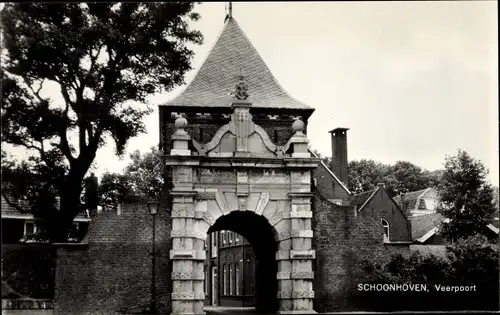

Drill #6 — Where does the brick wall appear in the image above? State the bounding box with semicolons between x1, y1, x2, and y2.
54;202;172;315
311;189;398;312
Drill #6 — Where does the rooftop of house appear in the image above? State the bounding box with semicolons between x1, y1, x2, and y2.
393;187;438;212
1;194;90;221
411;212;444;241
162;17;313;112
411;211;499;243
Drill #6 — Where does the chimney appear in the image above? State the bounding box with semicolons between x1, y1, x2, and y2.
329;127;349;186
85;173;99;218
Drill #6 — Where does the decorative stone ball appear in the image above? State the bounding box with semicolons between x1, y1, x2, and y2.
292;118;305;132
175;115;188;129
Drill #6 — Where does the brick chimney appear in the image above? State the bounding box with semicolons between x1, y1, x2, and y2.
84;172;99;218
329;127;349;186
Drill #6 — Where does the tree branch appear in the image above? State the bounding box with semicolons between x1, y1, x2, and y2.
59;128;75;164
20;141;56;169
22;76;46;104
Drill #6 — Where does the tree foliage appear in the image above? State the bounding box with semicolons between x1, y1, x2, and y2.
98;146;164;211
437;149;496;241
347;159;390;194
1;3;203;241
347;159;441;197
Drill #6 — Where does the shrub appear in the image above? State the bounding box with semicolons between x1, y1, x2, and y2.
356;236;499;311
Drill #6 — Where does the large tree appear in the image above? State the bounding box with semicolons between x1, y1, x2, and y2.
1;3;203;241
437;149;496;241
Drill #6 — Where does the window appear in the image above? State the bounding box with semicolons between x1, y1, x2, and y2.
223;264;228;295
222;231;227;245
229;264;234;295
25;222;35;236
381;219;389;243
235;263;241;295
205;267;209;296
228;232;233;244
211;232;217;258
235;233;239;244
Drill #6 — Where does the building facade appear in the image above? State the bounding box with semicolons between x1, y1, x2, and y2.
204;231;256;307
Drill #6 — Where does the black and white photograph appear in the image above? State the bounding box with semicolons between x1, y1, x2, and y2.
1;2;498;315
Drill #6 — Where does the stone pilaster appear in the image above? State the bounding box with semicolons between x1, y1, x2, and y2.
169;116;205;315
170;190;205;315
287;193;316;314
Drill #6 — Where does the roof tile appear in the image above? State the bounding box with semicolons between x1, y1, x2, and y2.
162;18;312;110
411;212;444;240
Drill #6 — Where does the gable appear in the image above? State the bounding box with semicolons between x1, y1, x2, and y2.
311;159;351;204
309;149;351;198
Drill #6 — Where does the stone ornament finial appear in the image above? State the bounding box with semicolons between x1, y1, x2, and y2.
234;75;249;100
174;115;188;136
171;114;191;156
292;118;305;135
290;117;309;157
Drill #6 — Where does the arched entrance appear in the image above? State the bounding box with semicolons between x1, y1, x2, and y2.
209;211;279;312
165;98;318;314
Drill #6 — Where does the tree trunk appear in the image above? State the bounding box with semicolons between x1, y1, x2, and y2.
50;174;85;243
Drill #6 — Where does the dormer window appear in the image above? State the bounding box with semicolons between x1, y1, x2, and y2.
381;219;390;243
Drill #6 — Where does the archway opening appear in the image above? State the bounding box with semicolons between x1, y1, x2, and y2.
205;211;279;313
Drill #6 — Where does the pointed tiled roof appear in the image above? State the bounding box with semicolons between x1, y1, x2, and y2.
163;17;312;110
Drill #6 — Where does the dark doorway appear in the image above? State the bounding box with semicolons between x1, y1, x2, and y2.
207;211;279;313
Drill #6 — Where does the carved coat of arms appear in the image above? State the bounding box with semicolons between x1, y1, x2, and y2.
234;76;249;100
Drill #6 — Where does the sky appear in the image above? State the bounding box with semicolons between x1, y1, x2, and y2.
5;1;499;186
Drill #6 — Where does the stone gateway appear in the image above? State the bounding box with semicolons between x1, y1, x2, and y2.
166;95;318;314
